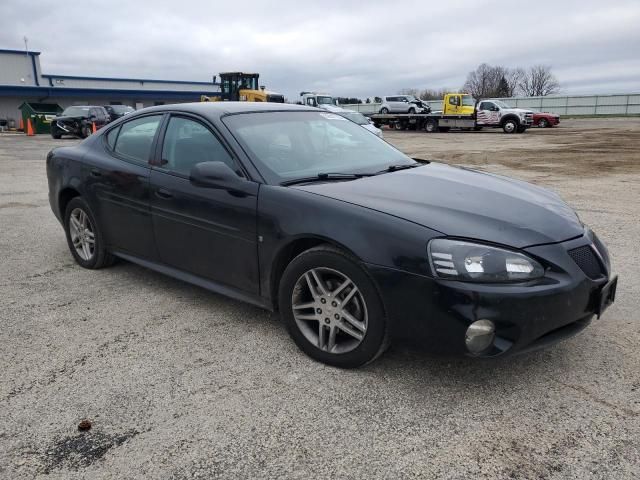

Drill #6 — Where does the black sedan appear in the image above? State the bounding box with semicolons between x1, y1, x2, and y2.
51;106;110;139
103;105;135;122
46;102;617;368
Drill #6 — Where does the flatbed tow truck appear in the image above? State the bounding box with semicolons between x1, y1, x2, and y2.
370;93;534;134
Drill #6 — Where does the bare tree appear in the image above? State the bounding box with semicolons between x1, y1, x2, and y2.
398;88;421;97
419;88;454;100
505;68;525;97
462;63;508;99
518;65;560;96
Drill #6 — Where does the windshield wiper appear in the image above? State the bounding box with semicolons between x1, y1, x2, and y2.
281;172;375;186
377;163;422;174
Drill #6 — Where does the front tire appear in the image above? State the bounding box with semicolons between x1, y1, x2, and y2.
408;107;416;114
81;123;92;138
64;197;114;269
502;118;518;133
278;246;388;368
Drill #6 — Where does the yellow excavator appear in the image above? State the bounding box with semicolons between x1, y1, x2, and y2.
201;72;284;103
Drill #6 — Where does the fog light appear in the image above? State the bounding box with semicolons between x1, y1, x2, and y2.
465;320;495;354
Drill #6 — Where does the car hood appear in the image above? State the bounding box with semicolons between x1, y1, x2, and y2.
54;115;87;122
506;108;534;114
293;163;583;248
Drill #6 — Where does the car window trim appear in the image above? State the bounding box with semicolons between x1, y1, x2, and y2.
103;112;165;167
151;111;248;180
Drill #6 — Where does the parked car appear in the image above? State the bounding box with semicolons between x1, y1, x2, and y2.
319;107;383;137
379;95;430;114
532;111;560;128
51;106;110;139
103;105;135;122
46;102;617;368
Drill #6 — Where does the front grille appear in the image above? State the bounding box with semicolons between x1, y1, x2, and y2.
568;245;604;279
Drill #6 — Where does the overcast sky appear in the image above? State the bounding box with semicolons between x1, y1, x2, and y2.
1;0;639;100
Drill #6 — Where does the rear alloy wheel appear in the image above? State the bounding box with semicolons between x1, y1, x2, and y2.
502;118;518;134
538;118;548;128
380;107;389;114
279;246;388;368
64;197;114;269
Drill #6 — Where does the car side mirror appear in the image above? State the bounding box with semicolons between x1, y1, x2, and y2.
190;161;244;190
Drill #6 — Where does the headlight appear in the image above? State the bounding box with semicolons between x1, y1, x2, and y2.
428;239;544;282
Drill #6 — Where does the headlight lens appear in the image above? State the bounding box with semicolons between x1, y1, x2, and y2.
428;239;544;282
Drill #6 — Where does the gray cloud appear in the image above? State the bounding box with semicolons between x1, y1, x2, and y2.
1;0;639;100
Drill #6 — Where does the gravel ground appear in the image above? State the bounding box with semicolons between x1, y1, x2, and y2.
1;118;639;479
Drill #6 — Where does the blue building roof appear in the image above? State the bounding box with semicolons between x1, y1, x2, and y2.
42;74;219;86
0;85;227;100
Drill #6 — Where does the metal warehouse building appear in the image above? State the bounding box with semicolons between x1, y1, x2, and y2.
0;48;221;127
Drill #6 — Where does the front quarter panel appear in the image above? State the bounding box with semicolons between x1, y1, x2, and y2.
257;185;440;300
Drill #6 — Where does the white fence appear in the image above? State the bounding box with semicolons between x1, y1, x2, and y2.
341;93;640;116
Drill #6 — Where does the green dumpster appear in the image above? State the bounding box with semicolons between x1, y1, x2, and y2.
18;102;63;134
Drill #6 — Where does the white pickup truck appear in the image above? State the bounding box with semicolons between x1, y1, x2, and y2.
299;92;338;109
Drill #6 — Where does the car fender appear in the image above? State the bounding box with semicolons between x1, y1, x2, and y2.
500;113;520;126
257;185;440;304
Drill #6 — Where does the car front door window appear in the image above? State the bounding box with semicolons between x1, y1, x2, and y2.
161;117;236;176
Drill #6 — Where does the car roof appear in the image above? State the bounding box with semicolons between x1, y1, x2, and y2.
135;101;317;119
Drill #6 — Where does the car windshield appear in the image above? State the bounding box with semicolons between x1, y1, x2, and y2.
462;95;476;106
110;105;134;114
493;100;513;109
62;106;91;116
223;111;414;184
338;111;369;125
316;96;334;105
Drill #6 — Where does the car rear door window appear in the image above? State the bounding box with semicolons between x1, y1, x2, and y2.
161;116;236;176
114;115;162;164
106;126;120;150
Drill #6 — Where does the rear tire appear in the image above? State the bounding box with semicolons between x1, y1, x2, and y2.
64;197;114;269
51;128;62;139
278;246;389;368
380;107;389;114
425;119;438;133
408;107;416;114
538;118;548;128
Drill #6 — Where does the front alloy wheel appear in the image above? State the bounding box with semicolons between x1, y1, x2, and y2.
279;246;388;368
292;268;367;354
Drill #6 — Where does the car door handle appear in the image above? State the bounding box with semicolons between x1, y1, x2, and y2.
155;188;173;199
90;169;102;177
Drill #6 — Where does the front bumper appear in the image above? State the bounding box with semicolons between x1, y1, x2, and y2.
367;233;614;356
